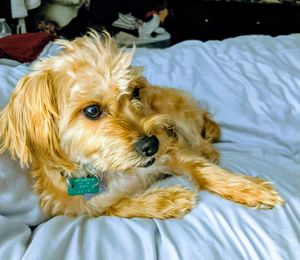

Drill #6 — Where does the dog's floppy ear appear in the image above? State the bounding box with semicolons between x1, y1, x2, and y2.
0;71;74;170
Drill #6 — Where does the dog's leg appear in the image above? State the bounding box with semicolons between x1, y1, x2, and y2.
168;149;285;209
197;114;221;163
105;186;196;219
195;139;220;164
201;113;220;143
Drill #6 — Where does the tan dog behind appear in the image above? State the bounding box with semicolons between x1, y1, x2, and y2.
0;32;284;219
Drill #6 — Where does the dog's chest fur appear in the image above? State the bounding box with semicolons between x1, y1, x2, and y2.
88;168;164;208
35;163;168;215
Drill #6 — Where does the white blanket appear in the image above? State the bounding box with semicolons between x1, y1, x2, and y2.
0;34;299;259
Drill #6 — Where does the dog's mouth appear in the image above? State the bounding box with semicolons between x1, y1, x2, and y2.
139;157;156;168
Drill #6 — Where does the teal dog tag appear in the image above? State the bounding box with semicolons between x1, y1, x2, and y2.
68;176;100;196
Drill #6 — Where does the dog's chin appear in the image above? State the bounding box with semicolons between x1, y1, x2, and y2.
139;157;156;168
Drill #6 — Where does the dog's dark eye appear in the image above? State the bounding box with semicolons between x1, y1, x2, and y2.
83;105;102;120
132;88;140;100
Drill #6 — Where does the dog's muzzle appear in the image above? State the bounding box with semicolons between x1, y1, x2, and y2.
134;135;159;157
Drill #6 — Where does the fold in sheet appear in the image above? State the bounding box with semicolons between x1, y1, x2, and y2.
0;34;300;259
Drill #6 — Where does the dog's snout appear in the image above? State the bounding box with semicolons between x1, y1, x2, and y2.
134;135;159;157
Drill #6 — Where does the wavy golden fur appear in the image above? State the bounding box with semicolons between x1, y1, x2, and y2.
0;32;284;219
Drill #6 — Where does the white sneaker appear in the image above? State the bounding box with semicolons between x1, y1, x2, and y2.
138;14;160;39
154;27;165;34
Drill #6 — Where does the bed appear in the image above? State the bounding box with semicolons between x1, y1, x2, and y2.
0;33;300;259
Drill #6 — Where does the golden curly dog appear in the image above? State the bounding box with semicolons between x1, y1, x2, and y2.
0;32;284;219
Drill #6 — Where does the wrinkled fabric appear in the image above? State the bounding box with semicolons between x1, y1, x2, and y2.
0;35;300;260
133;35;300;157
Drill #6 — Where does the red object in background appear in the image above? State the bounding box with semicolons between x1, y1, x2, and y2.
145;10;158;19
0;32;55;63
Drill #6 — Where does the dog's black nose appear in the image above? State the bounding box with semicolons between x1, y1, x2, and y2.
134;135;159;157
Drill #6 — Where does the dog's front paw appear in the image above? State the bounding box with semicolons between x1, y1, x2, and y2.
152;186;197;219
250;180;285;209
106;187;197;219
235;177;285;209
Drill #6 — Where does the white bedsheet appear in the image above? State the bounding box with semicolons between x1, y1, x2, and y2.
0;34;300;260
